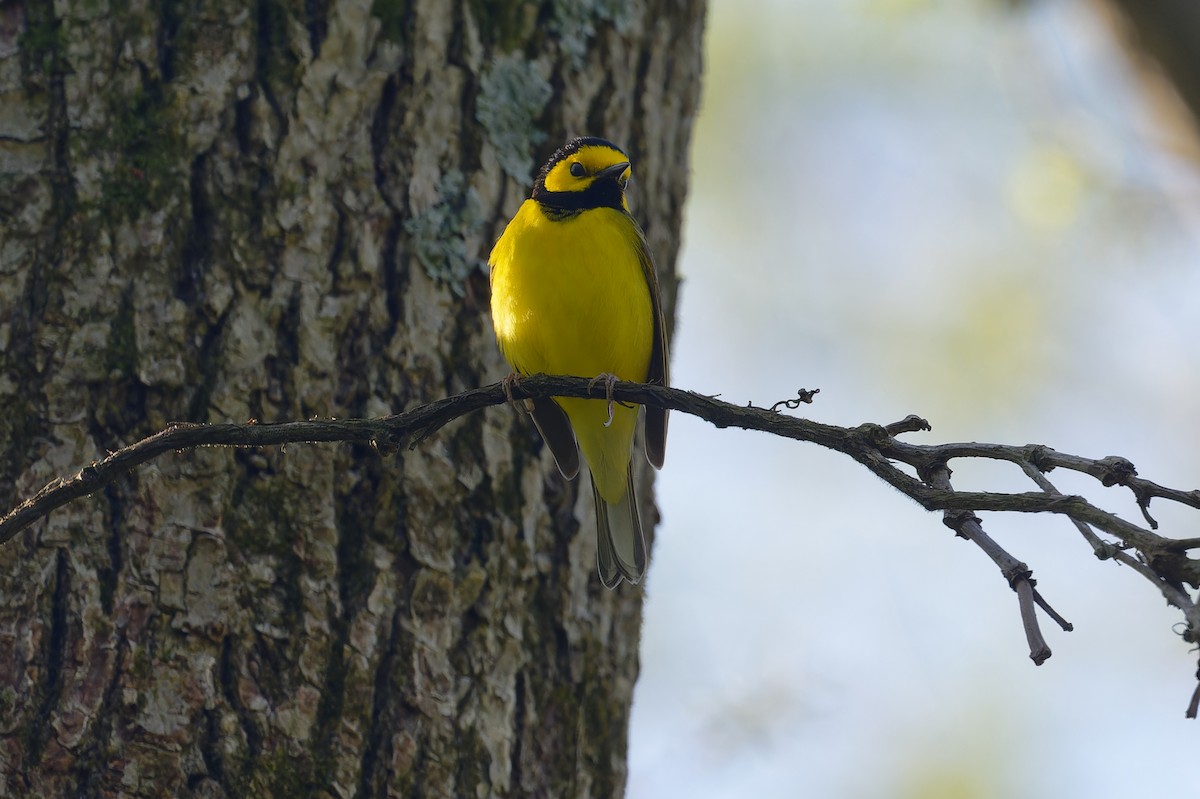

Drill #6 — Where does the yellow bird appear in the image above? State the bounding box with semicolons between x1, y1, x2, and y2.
489;137;670;587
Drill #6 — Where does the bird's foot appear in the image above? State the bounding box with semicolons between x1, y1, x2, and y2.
588;372;620;428
502;372;534;412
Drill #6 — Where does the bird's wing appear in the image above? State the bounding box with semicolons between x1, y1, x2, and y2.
530;397;581;480
635;224;670;469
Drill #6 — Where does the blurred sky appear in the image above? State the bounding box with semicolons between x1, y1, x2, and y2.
629;0;1200;797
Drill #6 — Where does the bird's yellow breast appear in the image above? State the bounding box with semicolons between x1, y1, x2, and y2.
489;200;654;384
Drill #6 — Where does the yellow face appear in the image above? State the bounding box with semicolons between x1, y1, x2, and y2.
542;144;632;194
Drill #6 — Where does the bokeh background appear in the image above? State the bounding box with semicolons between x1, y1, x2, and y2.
629;0;1200;796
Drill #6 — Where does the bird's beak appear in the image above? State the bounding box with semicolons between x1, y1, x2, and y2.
598;161;630;181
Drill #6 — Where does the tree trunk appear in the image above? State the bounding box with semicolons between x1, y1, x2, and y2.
0;0;704;796
1101;0;1200;134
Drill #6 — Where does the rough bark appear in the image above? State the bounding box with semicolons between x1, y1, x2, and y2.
0;0;704;796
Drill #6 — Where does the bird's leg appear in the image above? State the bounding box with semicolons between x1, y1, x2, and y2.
502;372;534;412
588;372;620;428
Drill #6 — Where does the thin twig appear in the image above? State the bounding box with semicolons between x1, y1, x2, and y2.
1018;459;1110;555
1030;587;1074;633
1017;459;1196;614
924;461;1064;664
1014;578;1052;666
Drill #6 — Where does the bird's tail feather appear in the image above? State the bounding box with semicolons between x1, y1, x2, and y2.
593;465;647;588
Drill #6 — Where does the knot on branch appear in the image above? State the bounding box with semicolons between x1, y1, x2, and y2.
1091;540;1126;561
1143;548;1200;590
1098;456;1138;487
1001;564;1034;590
852;422;891;445
1026;444;1054;473
941;509;980;539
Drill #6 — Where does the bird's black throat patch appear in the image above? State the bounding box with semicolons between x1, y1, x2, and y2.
532;178;626;214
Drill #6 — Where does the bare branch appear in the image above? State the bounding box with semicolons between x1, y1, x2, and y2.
4;374;1200;711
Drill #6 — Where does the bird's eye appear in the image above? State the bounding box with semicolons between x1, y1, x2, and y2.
569;162;586;178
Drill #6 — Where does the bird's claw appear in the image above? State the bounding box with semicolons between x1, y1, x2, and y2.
502;373;533;412
589;372;619;427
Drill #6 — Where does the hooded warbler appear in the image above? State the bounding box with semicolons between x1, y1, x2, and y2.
489;137;670;588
